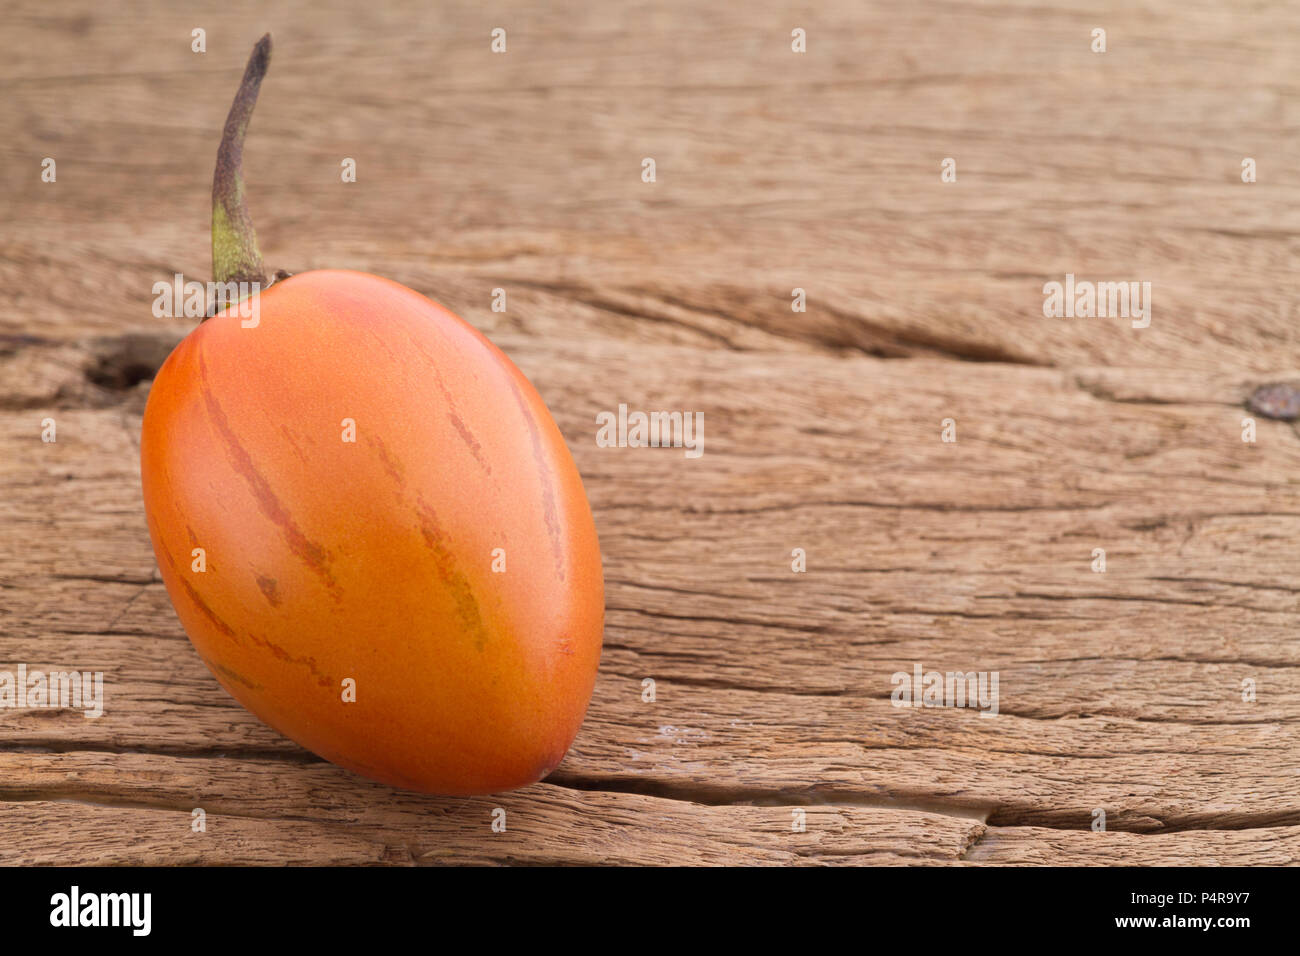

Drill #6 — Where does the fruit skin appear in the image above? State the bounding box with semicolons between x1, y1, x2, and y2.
140;270;603;794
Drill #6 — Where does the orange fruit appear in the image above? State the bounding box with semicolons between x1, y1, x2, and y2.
140;36;603;794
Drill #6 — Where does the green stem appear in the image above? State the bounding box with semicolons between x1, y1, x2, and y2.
212;34;272;288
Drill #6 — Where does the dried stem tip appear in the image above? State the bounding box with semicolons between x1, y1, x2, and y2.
212;33;272;288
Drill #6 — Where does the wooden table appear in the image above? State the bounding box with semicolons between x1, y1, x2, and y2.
2;0;1298;865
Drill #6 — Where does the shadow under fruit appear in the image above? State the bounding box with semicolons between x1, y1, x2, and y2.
138;35;604;795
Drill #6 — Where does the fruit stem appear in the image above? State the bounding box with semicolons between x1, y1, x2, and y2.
212;34;272;289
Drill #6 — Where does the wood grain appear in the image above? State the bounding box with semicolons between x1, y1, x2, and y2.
2;0;1298;864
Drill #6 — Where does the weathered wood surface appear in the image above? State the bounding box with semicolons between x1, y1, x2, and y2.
2;0;1299;864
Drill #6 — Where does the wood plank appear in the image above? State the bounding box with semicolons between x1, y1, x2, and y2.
4;1;1299;370
968;825;1300;867
4;752;1291;865
0;753;983;866
3;340;1298;846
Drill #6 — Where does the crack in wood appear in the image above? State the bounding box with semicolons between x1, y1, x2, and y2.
958;824;990;861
